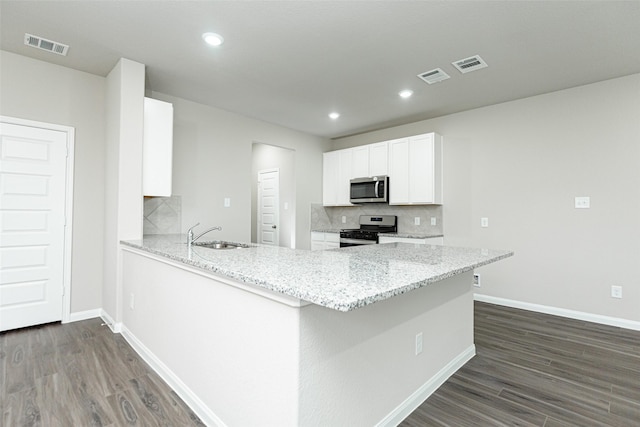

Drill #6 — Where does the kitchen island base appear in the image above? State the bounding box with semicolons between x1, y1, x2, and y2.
121;247;476;426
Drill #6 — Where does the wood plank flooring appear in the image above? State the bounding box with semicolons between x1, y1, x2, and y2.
0;318;204;426
401;302;640;427
2;302;639;426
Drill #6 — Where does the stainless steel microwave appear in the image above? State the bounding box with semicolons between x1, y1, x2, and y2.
350;176;389;203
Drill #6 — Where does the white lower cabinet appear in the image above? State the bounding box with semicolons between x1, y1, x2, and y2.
311;232;340;250
378;236;444;245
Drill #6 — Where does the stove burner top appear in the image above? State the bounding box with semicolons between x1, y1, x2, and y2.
339;215;397;245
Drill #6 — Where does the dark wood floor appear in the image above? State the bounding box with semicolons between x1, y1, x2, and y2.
0;318;204;426
401;302;640;427
2;302;639;426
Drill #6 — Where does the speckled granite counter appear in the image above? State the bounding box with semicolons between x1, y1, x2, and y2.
380;232;444;239
121;234;512;312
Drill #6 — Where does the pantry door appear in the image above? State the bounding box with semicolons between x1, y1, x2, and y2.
257;169;279;246
0;118;74;331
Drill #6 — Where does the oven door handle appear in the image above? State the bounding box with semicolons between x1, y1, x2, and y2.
339;238;377;245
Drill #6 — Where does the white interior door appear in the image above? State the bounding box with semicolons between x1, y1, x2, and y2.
0;121;69;331
257;169;279;246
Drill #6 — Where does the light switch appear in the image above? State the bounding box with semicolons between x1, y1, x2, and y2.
575;196;590;209
224;197;231;207
481;217;489;228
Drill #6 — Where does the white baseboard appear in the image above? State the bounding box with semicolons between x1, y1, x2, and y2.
66;309;102;323
119;325;225;427
475;294;640;331
376;344;476;427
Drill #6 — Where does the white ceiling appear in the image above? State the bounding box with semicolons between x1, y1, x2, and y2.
2;1;640;138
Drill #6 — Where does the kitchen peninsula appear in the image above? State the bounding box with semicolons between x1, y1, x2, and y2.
120;235;512;426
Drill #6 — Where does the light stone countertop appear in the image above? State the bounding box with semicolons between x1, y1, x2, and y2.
379;232;444;239
311;230;444;239
121;234;513;312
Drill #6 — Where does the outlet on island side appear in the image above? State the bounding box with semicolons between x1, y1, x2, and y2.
415;332;423;355
473;273;481;287
130;293;135;310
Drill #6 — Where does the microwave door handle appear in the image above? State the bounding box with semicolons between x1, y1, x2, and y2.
375;180;380;197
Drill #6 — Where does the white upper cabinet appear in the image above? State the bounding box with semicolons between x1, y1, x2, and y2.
322;151;338;206
351;145;369;178
350;141;388;179
323;148;353;206
388;133;442;205
368;141;388;176
323;133;440;206
143;97;173;197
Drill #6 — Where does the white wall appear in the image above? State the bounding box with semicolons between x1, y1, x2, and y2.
0;50;105;314
103;58;145;325
150;92;329;250
333;74;640;324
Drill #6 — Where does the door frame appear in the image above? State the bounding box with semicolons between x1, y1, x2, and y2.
257;168;280;246
1;115;75;323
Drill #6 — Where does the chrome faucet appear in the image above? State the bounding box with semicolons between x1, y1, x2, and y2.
187;222;222;246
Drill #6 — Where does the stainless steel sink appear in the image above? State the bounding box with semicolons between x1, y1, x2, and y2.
193;241;250;250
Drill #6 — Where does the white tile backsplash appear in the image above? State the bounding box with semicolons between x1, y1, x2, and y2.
144;195;181;235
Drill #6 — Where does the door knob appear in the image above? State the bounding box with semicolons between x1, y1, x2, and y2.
272;225;277;229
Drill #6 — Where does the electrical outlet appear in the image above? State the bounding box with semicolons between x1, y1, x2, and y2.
481;218;489;228
342;216;346;224
611;285;622;299
414;217;420;226
129;293;135;310
430;217;437;226
473;274;481;287
575;196;590;209
415;332;423;355
224;197;231;207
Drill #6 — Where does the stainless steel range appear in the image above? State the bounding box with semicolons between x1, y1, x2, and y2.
339;215;397;247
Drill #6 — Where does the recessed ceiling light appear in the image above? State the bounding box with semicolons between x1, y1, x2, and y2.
329;112;340;120
399;90;413;99
202;32;224;47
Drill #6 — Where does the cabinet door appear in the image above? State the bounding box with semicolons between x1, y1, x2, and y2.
409;134;434;204
322;151;339;206
388;138;410;204
143;97;173;196
369;141;388;176
351;146;369;178
337;149;353;205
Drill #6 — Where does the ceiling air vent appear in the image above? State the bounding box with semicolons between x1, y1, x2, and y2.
417;68;450;85
24;33;69;56
452;55;487;74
